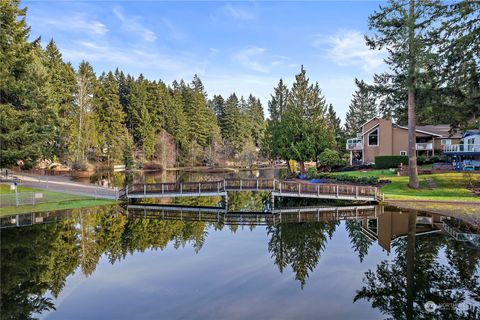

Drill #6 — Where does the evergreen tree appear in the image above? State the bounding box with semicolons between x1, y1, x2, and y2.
366;0;441;188
93;72;127;165
222;94;247;155
0;0;55;166
280;66;335;171
245;94;265;148
345;79;377;137
165;87;188;155
326;104;344;152
43;39;77;159
263;79;289;160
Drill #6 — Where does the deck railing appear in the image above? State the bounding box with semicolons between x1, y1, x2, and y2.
416;143;433;150
444;144;480;153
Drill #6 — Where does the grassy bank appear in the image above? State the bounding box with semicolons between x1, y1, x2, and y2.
0;184;117;216
331;170;480;202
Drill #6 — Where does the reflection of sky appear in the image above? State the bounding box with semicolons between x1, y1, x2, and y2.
43;223;386;320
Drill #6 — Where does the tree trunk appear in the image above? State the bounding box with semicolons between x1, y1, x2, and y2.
407;0;419;188
406;210;416;320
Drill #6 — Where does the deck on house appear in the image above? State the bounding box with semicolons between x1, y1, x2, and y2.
120;178;381;202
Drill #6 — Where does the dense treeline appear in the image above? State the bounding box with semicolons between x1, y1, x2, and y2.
0;1;269;169
1;0;346;170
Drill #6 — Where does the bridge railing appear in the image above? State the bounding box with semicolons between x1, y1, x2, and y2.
225;178;275;190
124;179;379;200
274;180;377;199
128;181;225;195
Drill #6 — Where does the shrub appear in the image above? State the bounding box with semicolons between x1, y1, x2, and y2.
308;172;379;185
72;161;88;171
21;160;34;170
417;155;427;164
317;149;347;172
374;156;408;169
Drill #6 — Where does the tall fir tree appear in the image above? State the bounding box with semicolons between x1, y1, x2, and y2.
0;0;55;166
93;72;127;165
367;0;441;188
345;79;377;137
245;94;265;148
43;39;77;159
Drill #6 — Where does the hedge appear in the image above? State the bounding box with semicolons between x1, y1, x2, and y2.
308;171;379;185
374;156;409;169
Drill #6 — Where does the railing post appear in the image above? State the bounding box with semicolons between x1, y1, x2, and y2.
144;184;146;196
198;182;201;195
240;180;243;190
317;184;319;197
355;186;358;199
336;185;339;198
180;183;183;194
162;184;164;195
298;183;301;195
126;185;129;196
256;179;259;190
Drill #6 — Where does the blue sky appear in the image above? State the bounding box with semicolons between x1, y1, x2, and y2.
25;0;387;121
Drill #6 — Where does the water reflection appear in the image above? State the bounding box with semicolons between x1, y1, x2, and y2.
1;205;479;319
355;211;480;319
82;168;286;188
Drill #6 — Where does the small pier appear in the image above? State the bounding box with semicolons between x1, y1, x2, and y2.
120;178;382;202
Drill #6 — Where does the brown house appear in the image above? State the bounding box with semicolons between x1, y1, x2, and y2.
346;118;462;165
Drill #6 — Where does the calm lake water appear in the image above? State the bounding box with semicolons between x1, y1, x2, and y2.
2;201;480;320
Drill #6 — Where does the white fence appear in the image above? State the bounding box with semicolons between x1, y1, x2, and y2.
0;192;46;207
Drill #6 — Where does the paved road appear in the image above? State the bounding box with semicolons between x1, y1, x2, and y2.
2;173;119;200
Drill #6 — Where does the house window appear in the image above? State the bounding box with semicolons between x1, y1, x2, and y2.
441;139;451;145
400;151;407;156
368;128;379;146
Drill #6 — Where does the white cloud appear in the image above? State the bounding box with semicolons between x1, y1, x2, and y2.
233;47;269;72
63;40;187;73
113;7;157;42
224;3;257;21
314;30;386;73
233;47;289;73
30;15;107;36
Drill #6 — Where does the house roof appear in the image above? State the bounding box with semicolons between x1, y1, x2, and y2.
416;125;462;138
464;129;480;138
359;117;459;138
393;124;442;137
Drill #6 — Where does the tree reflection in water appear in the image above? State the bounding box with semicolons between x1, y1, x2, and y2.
267;220;339;288
2;205;480;319
354;211;480;319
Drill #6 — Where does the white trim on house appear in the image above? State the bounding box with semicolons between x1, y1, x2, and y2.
394;124;442;137
361;123;380;136
360;116;380;129
367;128;379;147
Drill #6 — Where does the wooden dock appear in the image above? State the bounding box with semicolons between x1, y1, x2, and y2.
120;178;382;202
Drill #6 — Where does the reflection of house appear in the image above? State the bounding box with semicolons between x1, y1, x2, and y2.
346;118;462;165
359;211;442;252
443;130;480;169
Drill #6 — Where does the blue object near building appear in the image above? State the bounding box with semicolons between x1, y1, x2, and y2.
310;179;325;184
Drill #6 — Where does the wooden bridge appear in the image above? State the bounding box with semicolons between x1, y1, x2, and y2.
124;204;379;226
120;178;382;202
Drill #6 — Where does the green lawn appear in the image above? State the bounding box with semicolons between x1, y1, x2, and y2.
331;170;480;202
0;184;117;216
